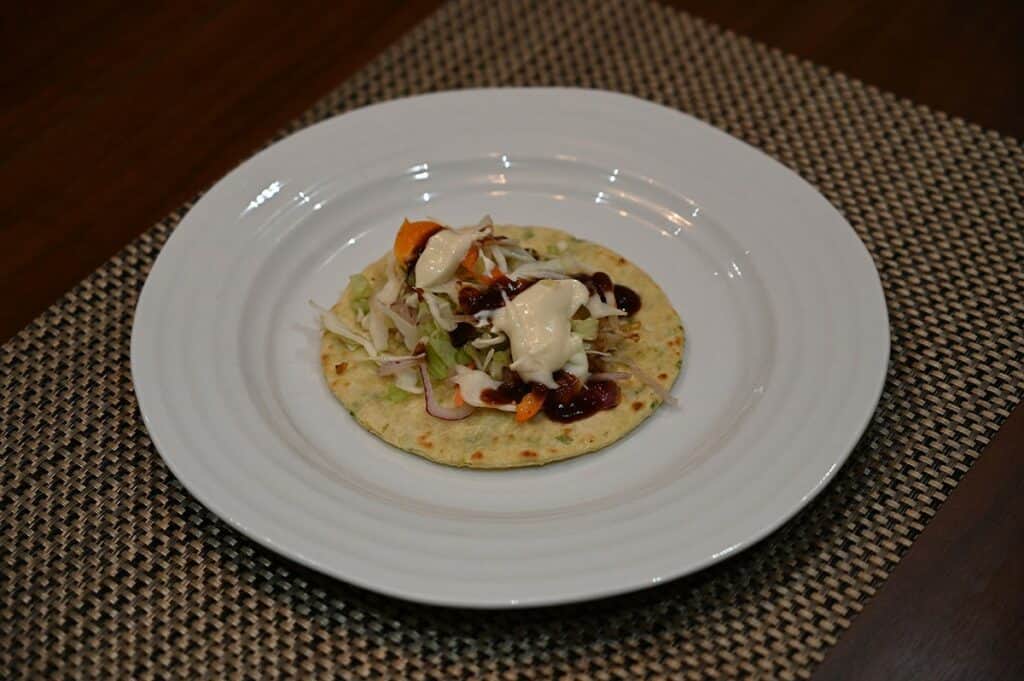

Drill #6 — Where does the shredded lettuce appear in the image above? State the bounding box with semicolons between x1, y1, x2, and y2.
488;349;510;380
421;309;457;378
349;273;373;315
385;384;411;402
571;317;599;341
418;311;477;379
418;306;439;338
463;344;485;369
349;273;371;299
427;331;458;372
426;344;450;380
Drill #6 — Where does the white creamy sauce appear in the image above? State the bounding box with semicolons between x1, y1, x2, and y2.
491;279;590;388
414;228;481;288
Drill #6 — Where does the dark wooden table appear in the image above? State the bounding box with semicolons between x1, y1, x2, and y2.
3;2;1021;678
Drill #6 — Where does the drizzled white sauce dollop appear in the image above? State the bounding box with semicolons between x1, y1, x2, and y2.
414;228;481;288
492;279;590;388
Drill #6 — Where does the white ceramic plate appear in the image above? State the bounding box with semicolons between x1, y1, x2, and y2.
132;88;888;608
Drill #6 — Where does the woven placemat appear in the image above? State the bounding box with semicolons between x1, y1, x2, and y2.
3;0;1022;678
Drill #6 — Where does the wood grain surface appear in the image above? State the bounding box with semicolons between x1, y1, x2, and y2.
2;0;1021;342
811;407;1024;680
3;1;1021;679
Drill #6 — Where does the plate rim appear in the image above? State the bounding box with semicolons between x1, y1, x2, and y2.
131;87;890;608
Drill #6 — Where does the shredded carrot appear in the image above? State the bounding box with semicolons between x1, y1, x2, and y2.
461;244;479;271
515;389;546;423
474;266;503;285
394;218;443;267
453;385;465;407
459;245;490;282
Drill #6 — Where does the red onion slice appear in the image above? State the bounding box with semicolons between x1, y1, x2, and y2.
418;363;474;420
377;356;423;376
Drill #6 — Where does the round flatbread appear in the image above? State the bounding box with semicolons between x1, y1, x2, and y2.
320;226;684;468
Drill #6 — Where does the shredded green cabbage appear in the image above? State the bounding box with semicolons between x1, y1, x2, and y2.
488;349;510;380
417;307;478;379
349;273;371;299
349;274;372;314
426;332;458;378
417;306;440;339
571;317;599;341
463;344;485;369
385;384;410;402
425;344;449;380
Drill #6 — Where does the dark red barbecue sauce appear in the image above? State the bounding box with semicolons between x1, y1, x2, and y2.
571;272;642;316
542;372;621;423
458;276;536;314
480;368;531;405
612;284;641;316
448;322;475;348
480;370;621;422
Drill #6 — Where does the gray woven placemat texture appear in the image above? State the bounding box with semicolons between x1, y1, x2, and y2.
3;0;1022;678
